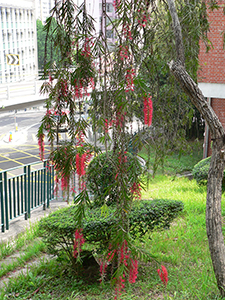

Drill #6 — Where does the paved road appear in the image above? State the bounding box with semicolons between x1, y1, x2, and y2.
0;109;68;171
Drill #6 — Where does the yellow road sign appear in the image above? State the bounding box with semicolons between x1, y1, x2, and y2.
6;54;20;65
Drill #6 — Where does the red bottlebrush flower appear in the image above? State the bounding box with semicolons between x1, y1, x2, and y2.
129;259;138;283
54;175;59;196
76;153;86;176
38;134;45;161
130;182;141;200
100;259;108;282
82;38;91;57
119;45;129;61
49;72;53;83
113;0;120;10
61;173;69;191
73;228;85;258
157;265;168;287
143;95;153;126
125;69;135;92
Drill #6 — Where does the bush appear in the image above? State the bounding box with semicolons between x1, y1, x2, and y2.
38;199;183;267
86;151;143;207
192;157;225;188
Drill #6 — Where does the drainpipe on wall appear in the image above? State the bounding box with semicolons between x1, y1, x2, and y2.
204;97;211;158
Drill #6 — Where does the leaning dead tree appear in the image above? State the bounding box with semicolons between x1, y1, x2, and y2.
167;0;225;296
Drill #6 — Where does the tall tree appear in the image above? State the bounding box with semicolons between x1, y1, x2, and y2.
38;0;225;297
167;0;225;296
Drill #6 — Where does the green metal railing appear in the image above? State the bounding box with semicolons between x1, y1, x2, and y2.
0;160;54;232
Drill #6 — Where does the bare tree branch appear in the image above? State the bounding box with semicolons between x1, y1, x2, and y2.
167;0;185;66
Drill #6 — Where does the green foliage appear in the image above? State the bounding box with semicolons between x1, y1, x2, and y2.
192;157;211;185
38;199;183;266
86;151;143;206
36;19;60;69
192;156;225;189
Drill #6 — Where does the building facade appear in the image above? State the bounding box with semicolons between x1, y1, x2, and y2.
198;1;225;157
0;0;38;83
35;0;54;23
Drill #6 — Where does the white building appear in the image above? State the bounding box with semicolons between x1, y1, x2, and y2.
35;0;54;24
0;0;38;83
36;0;100;30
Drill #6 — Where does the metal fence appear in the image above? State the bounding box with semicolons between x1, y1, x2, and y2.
0;160;54;232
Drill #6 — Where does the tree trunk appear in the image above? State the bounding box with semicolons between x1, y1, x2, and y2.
166;0;225;294
207;138;225;296
169;59;225;296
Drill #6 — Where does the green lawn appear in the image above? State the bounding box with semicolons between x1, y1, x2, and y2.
1;174;224;300
139;139;203;176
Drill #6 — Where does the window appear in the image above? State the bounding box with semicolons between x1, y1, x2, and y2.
106;16;112;26
106;29;114;39
106;3;113;13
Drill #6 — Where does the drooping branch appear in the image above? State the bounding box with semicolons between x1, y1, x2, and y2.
166;0;185;66
168;60;225;139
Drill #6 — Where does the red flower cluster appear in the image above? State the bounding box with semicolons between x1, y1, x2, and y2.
74;77;94;99
143;94;153;126
74;79;84;99
119;45;129;61
60;173;69;191
157;265;168;287
100;240;138;299
81;38;91;57
76;133;85;147
38;133;45;161
128;259;138;283
73;228;85;258
116;240;138;299
115;151;127;179
76;148;92;191
60;79;68;98
125;69;135;92
54;175;59;197
122;23;132;40
49;72;53;83
76;153;86;177
113;0;120;11
137;8;151;28
118;151;127;165
116;109;126;129
114;275;126;300
130;182;141;200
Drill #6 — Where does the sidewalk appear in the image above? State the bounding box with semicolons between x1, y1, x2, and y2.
1;129;27;145
0;198;68;244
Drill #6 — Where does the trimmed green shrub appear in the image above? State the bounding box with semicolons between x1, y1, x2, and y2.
86;151;143;207
192;157;225;188
38;199;183;266
192;157;211;185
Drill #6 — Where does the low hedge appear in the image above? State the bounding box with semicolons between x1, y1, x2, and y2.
38;199;183;266
192;156;225;189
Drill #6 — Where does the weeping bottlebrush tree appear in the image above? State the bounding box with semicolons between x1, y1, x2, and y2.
37;0;222;298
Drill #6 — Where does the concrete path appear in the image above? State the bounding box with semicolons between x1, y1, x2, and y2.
0;198;68;290
0;198;68;244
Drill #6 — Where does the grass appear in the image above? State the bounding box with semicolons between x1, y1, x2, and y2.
1;142;224;299
0;221;40;260
139;139;203;175
0;240;46;278
1;176;224;300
